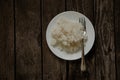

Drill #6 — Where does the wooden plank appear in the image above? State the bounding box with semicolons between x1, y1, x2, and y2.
42;0;66;80
115;0;120;80
95;0;116;80
15;0;42;80
66;0;95;80
0;0;14;80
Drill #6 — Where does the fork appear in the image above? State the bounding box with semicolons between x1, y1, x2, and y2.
79;17;86;72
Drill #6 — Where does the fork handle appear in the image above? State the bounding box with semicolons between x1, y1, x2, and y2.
81;39;86;71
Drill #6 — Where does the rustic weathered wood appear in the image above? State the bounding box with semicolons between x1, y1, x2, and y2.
95;0;116;80
115;0;120;80
15;0;42;80
0;0;118;79
0;0;14;80
42;0;66;80
66;0;95;80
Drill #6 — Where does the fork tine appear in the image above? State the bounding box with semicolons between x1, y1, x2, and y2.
83;17;86;31
79;18;84;25
79;18;82;23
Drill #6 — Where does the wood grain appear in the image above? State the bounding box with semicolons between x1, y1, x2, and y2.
66;0;95;80
95;0;116;80
42;0;66;80
15;0;42;80
0;0;118;80
0;0;14;80
115;0;120;80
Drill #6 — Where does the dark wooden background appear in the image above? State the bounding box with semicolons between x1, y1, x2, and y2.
0;0;120;80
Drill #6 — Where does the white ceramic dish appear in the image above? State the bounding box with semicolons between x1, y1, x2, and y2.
46;11;95;60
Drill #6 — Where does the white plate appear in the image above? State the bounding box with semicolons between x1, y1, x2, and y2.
46;11;95;60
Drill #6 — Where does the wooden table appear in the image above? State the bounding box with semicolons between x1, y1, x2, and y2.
0;0;120;80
